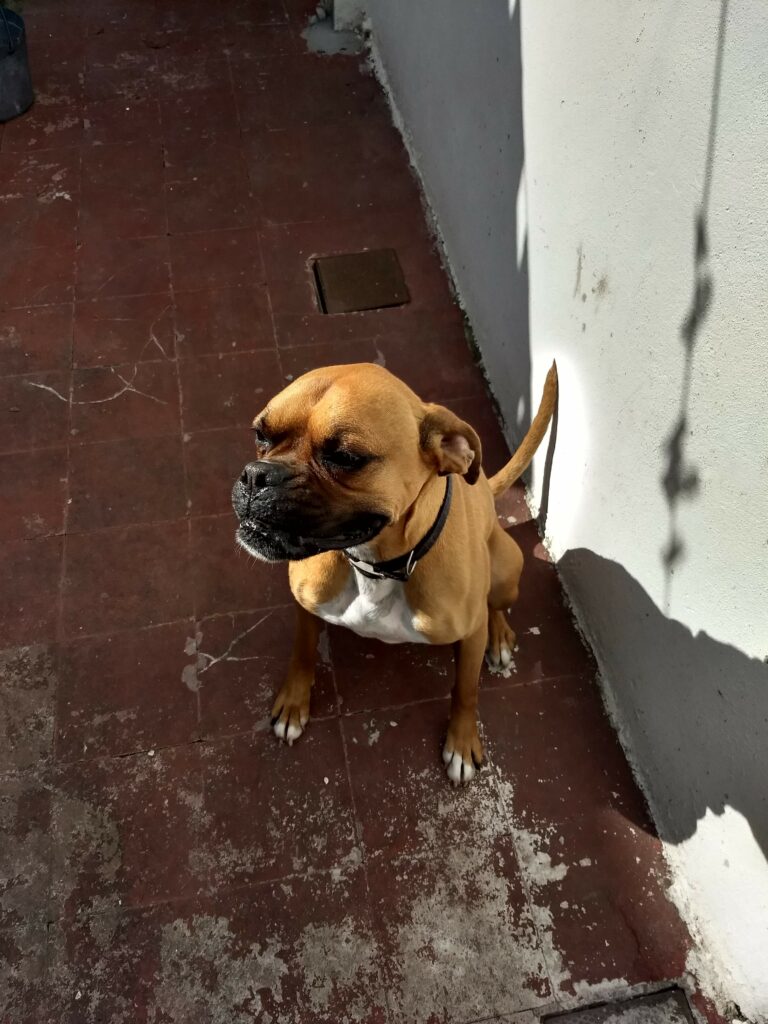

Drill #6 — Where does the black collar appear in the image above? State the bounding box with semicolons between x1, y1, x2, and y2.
344;476;453;583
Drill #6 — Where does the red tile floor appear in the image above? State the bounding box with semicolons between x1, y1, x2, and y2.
0;2;721;1023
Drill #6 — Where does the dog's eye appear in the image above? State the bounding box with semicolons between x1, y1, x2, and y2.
322;448;370;473
253;426;272;449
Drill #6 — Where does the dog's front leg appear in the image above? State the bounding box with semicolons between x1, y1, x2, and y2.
271;602;321;745
443;617;487;785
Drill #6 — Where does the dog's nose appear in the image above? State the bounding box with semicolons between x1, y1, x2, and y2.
239;460;292;493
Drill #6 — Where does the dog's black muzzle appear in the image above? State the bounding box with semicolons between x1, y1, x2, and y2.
232;460;388;562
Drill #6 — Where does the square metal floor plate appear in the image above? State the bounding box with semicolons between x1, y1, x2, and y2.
542;989;696;1024
313;248;410;314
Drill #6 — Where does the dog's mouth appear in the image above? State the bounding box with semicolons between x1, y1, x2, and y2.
235;513;389;563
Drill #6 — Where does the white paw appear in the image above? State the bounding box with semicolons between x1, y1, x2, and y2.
442;745;476;786
485;642;516;676
273;719;305;746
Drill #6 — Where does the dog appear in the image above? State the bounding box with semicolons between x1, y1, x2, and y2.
232;362;558;784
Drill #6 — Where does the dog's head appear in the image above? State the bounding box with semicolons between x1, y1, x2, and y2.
232;363;482;562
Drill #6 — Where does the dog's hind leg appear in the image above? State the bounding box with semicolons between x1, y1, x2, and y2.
486;522;523;672
271;602;321;745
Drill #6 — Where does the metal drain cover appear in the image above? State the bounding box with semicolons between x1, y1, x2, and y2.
542;989;696;1024
313;248;410;314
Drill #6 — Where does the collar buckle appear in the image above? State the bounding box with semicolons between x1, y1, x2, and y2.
344;476;452;584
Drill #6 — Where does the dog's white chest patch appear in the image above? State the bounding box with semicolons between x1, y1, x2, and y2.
315;565;428;645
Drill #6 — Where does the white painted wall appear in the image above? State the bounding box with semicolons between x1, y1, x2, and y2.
365;0;768;1019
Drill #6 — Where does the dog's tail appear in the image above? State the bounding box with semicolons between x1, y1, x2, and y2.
488;361;558;498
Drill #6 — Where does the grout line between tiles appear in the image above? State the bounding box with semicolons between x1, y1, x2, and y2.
158;89;199;732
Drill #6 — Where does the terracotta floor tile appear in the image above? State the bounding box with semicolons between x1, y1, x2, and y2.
279;336;381;383
190;513;292;618
83;25;158;70
156;54;230;95
375;313;489;403
510;809;689;995
331;625;453;716
483;678;649;830
343;700;507;862
0;305;73;377
0;644;57;771
56;622;198;762
82;61;159;104
70;361;180;443
165;174;258;234
170;227;263;294
83;97;162;146
234;53;385;131
0;372;70;454
494;479;532;526
247;120;420;226
0;537;62;648
73;292;174;368
0;149;80;200
68;435;186;532
79;182;167;243
32;64;84;106
369;840;551;1021
284;0;320;23
0;448;67;542
80;140;164;191
62;520;191;637
228;0;290;26
195;719;356;890
27;35;86;74
76;235;170;300
163;137;248;184
185;426;256;517
0;245;76;310
160;87;241;146
47;867;385;1024
229;22;298;59
179;348;282;432
173;284;273;358
0;193;78;251
50;743;204;916
195;605;336;741
1;102;83;151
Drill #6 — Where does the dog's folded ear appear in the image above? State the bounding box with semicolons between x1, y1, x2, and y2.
419;404;483;484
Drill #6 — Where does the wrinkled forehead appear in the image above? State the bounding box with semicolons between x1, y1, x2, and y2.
257;365;420;449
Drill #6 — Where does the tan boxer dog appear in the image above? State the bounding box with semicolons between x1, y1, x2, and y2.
232;362;557;784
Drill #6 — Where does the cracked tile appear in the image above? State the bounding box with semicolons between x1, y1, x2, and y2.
69;361;180;443
194;605;336;740
73;292;175;369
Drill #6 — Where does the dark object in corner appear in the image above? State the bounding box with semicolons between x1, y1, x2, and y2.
0;6;34;123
